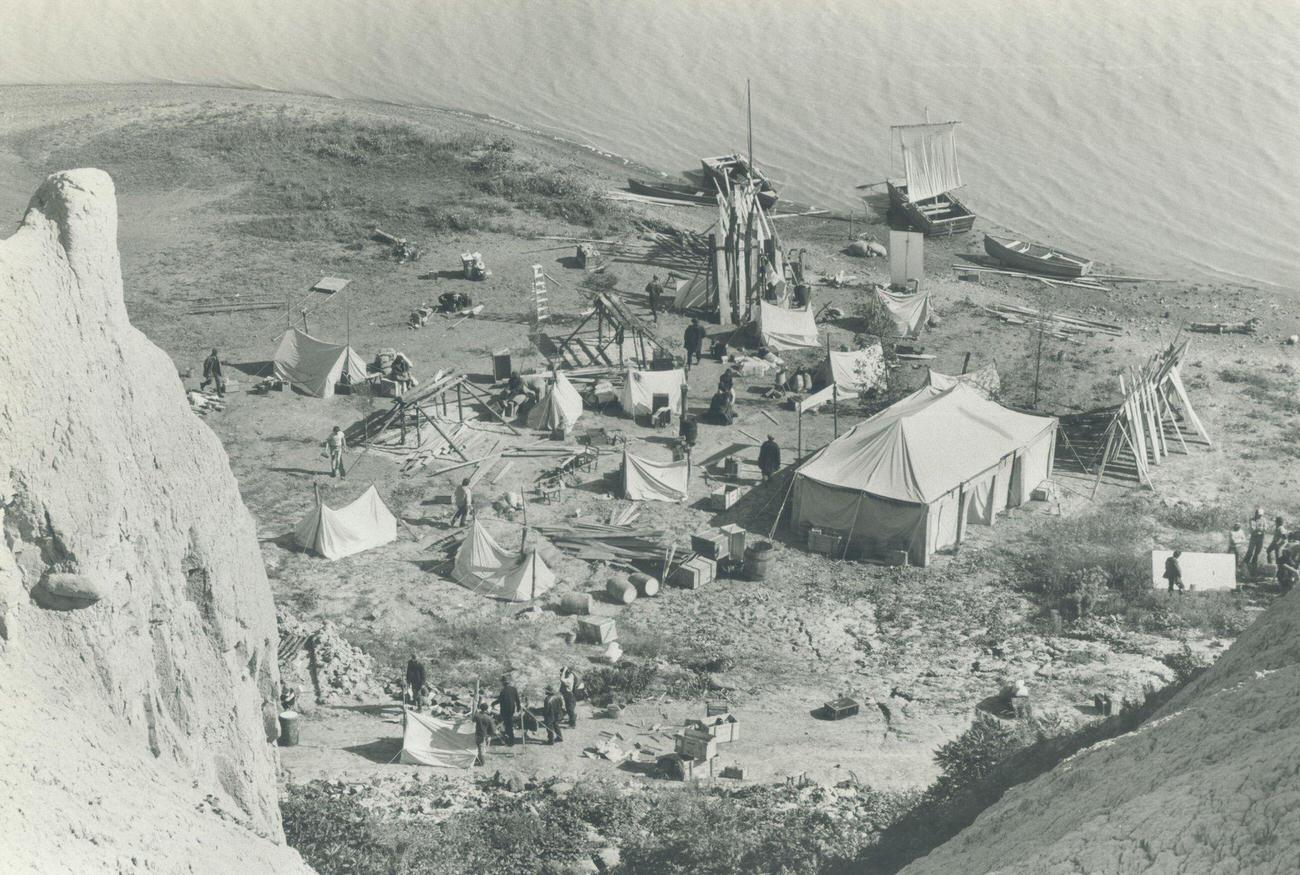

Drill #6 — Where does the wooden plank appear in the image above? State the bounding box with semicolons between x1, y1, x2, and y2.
490;460;515;484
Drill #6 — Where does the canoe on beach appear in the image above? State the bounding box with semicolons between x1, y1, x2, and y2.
983;234;1094;278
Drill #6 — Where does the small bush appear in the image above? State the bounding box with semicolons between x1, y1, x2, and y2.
282;785;393;875
1019;509;1151;610
583;660;659;705
1161;643;1211;684
1157;502;1238;532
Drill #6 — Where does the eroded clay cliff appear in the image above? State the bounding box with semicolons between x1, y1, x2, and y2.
0;170;310;873
900;592;1300;875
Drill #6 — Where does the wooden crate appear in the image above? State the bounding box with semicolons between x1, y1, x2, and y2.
710;485;739;511
674;730;717;761
718;524;746;561
669;556;716;590
722;457;741;479
687;714;740;744
691;531;728;560
808;527;844;556
576;617;617;644
822;697;859;720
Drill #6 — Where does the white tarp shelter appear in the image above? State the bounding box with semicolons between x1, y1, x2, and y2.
1150;551;1237;592
817;345;886;393
874;287;932;337
620;368;686;418
792;383;1056;566
757;301;820;351
527;371;584;432
272;328;370;398
399;709;477;768
623;451;689;502
293;485;398;560
452;520;557;601
928;365;1001;399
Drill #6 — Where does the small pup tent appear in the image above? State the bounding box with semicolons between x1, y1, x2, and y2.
526;371;584;432
623;450;689;502
792;382;1056;566
399;709;478;768
452;520;557;602
757;301;820;351
620;368;686;418
874;287;932;337
294;485;398;560
272;328;370;397
927;364;1000;399
816;345;886;394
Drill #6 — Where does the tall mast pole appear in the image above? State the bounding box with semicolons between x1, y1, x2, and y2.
747;79;754;170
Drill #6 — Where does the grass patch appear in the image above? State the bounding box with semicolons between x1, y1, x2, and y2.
1156;502;1239;532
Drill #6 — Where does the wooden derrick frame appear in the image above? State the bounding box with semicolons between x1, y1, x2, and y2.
546;291;671;369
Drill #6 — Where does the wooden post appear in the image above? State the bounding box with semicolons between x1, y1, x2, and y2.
797;409;803;461
301;309;309;334
456;382;464;422
961;351;972;375
414;402;422;446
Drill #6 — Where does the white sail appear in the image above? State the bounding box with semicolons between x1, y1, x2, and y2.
895;122;962;203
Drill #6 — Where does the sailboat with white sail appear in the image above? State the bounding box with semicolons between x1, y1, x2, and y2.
884;119;976;236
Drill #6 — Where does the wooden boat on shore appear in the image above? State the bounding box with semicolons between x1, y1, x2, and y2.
685;154;779;208
881;119;975;236
983;234;1094;278
627;178;715;205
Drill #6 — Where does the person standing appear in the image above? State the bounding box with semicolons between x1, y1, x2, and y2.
684;319;705;366
451;477;473;527
1164;550;1185;595
1244;508;1268;574
1275;543;1298;593
494;675;521;746
542;685;565;744
200;348;225;396
1267;516;1287;564
759;435;781;482
405;654;427;709
472;703;496;766
1228;523;1243;572
558;666;578;728
324;426;347;478
645;275;663;322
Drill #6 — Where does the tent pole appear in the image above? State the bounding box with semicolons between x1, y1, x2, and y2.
797;409;803;461
833;384;839;439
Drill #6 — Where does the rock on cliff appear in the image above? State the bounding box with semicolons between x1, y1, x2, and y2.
900;592;1300;875
0;170;311;873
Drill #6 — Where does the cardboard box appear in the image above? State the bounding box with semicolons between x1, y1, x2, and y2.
577;617;617;645
710;485;739;511
691;531;728;560
674;731;718;761
718;524;746;561
670;556;716;590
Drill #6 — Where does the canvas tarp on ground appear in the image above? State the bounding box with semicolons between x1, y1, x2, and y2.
527;371;584;431
293;485;398;560
272;328;370;398
928;365;1001;399
623;451;689;502
874;287;932;337
792;382;1056;565
756;301;820;350
620;368;686;417
399;709;477;768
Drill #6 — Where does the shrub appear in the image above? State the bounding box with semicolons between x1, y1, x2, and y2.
396;801;590;874
1157;503;1238;532
583;659;659;705
1019;509;1151;610
282;785;393;875
1161;643;1212;683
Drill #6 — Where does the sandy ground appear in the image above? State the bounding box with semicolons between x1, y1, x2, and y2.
4;84;1296;797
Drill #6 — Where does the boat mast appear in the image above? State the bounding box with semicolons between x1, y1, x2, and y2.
746;78;754;171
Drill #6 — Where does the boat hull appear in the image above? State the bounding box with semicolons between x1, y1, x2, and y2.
983;234;1093;278
886;181;975;237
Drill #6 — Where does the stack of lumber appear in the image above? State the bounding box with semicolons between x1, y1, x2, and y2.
530;522;670;562
950;263;1111;291
188;296;286;315
186;391;225;415
981;303;1123;341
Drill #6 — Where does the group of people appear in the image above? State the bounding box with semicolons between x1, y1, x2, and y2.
471;670;581;765
1166;508;1300;594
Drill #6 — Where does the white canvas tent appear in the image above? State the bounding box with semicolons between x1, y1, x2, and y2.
526;371;584;432
792;382;1056;565
816;345;886;394
757;301;820;351
928;365;1000;399
272;328;370;398
623;450;689;502
293;485;398;560
619;368;686;418
874;287;932;337
452;520;557;602
399;709;477;768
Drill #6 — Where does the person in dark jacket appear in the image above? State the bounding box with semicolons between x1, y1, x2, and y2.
1163;550;1184;594
472;703;496;766
1267;516;1287;563
542;685;565;744
758;435;781;481
405;654;427;707
494;675;522;745
718;369;735;394
684;319;706;365
200;348;225;396
645;275;663;322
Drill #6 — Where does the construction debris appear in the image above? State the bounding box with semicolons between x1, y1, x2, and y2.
1189;318;1259;335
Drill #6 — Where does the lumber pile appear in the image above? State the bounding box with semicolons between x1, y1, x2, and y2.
981;303;1123;341
186;391;225;415
950;263;1111;291
1189;318;1259;335
530;521;669;563
188;297;286;315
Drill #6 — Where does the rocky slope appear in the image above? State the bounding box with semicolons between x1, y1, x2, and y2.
0;170;310;873
900;589;1300;874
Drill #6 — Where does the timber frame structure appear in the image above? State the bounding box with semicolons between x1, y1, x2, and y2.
348;371;518;459
538;291;672;369
1090;339;1209;494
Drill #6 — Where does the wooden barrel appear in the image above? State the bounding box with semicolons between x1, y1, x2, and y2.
277;712;300;747
606;577;638;606
744;541;774;581
629;573;660;597
560;592;592;616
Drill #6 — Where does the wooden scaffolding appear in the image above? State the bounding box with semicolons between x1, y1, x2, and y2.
540;291;672;369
